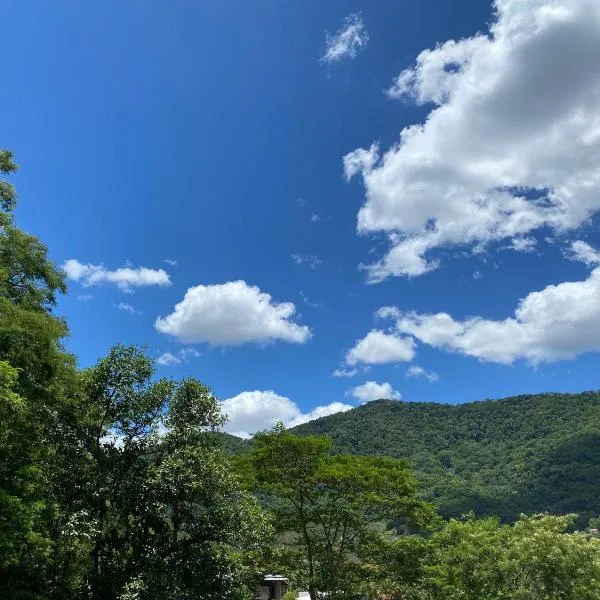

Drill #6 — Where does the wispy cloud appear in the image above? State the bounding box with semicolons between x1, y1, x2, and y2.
406;365;439;383
117;302;141;316
76;294;94;302
156;347;201;367
300;291;321;309
164;258;178;266
291;254;323;270
332;368;358;378
322;13;368;63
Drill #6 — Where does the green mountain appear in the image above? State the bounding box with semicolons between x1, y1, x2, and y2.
226;391;600;528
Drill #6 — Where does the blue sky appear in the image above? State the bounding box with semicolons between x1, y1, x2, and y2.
2;0;600;437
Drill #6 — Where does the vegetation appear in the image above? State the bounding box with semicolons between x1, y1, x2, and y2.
245;426;436;598
2;147;600;598
292;395;600;527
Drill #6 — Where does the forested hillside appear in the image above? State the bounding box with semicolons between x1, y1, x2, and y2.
290;394;600;527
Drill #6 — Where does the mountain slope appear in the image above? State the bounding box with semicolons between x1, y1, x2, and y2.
289;392;600;526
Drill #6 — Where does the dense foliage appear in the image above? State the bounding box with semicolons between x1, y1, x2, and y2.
292;395;600;527
244;426;436;599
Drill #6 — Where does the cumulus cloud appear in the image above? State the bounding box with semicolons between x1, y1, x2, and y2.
348;381;401;403
345;329;415;366
406;365;439;382
345;0;600;281
221;390;352;438
155;280;311;345
568;240;600;266
291;253;323;269
322;13;368;63
63;259;170;291
382;262;600;363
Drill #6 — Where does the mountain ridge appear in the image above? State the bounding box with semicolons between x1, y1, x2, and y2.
224;391;600;527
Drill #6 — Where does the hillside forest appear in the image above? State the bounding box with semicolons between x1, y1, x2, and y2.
2;148;600;599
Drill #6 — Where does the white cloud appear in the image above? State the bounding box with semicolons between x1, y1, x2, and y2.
63;259;170;291
406;365;439;382
156;347;200;367
156;352;181;366
179;347;200;360
568;240;600;266
348;381;401;403
310;213;321;223
509;237;537;253
322;13;369;63
155;280;311;345
76;294;94;302
118;302;141;315
164;258;178;266
346;0;600;281
384;264;600;363
346;329;416;366
332;367;358;378
291;253;323;269
221;390;352;438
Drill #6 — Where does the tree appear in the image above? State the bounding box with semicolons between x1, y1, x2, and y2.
388;514;600;600
248;426;435;599
0;148;77;598
67;347;271;599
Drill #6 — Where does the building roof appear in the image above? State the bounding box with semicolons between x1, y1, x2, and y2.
262;574;289;582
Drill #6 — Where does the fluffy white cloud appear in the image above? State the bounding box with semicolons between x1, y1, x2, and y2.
346;0;600;281
63;259;170;291
569;240;600;265
348;381;401;403
291;254;323;269
406;365;439;383
345;329;415;366
155;280;311;345
221;390;352;438
322;13;368;63
383;262;600;363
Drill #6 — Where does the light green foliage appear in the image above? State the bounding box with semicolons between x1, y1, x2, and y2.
249;426;435;598
382;514;600;600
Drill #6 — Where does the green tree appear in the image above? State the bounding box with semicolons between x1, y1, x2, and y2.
67;347;271;599
390;514;600;600
248;426;435;599
0;148;77;598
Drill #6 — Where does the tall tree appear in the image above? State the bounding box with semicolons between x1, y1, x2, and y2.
248;426;435;599
0;148;76;598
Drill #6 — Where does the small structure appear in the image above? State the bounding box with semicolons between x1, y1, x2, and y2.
255;574;290;600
